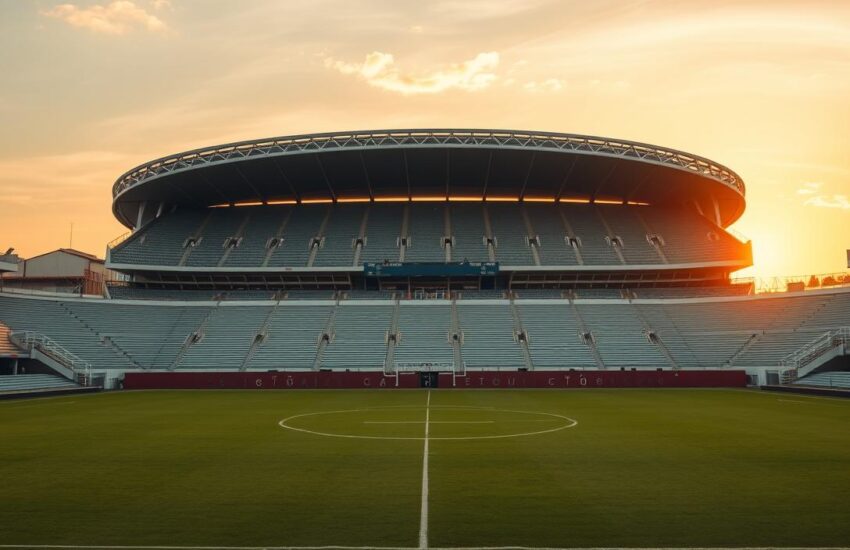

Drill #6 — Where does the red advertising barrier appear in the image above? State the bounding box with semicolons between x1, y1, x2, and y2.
123;369;746;390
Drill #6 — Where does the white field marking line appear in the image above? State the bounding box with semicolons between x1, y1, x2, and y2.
0;395;84;406
419;390;431;550
277;407;578;441
0;400;77;408
778;399;811;404
7;548;361;550
358;405;497;410
364;421;494;424
727;388;850;404
4;545;850;550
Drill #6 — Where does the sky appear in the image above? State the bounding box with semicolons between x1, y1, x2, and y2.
0;0;848;281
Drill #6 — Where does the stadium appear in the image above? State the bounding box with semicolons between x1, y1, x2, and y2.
1;129;849;548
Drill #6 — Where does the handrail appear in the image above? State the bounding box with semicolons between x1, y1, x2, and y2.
394;361;456;372
112;129;745;198
780;327;850;371
8;330;92;385
107;232;131;250
734;271;850;294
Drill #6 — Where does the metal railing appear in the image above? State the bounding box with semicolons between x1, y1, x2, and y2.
112;129;745;198
779;327;849;372
107;232;131;250
733;271;850;294
9;331;92;386
394;361;457;372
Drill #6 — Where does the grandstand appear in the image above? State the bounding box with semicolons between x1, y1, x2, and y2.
1;129;847;391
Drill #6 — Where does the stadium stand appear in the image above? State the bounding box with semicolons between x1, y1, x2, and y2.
246;304;335;369
359;204;404;265
110;209;208;266
794;371;850;389
394;302;455;367
2;287;849;381
448;203;490;263
559;205;622;265
12;129;846;389
0;374;79;394
266;206;326;268
405;203;448;263
455;302;527;368
639;207;747;264
322;303;395;369
109;202;750;270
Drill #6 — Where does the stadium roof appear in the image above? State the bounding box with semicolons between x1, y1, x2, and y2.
112;129;746;229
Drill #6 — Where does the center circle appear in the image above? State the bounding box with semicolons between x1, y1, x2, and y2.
278;405;578;441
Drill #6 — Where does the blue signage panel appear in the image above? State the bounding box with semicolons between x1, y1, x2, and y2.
364;261;499;278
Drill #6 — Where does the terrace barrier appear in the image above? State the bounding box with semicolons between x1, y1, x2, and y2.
122;369;747;390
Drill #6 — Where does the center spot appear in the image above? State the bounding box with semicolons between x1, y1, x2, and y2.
278;406;578;441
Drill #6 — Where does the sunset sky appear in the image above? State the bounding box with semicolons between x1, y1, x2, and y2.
0;0;848;281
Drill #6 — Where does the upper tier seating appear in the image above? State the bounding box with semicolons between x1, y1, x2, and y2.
522;204;579;266
358;204;404;264
404;203;447;262
313;204;366;267
110;203;749;269
5;289;846;372
223;207;291;267
639;207;746;264
449;203;490;263
558;204;621;265
487;203;535;265
266;206;327;267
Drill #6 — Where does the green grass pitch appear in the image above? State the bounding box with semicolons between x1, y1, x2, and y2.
1;388;850;549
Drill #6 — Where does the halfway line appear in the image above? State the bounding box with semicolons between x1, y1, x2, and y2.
419;390;431;549
364;421;494;425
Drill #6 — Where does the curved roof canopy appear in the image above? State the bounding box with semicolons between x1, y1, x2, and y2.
112;129;746;228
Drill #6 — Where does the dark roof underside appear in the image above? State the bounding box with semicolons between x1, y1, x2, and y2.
113;147;745;229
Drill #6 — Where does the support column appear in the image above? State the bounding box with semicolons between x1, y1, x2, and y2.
134;201;148;232
711;196;722;226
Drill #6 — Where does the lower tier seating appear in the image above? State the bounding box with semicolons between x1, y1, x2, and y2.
1;289;848;371
0;374;79;393
794;372;850;389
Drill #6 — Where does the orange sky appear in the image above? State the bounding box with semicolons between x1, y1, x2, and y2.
0;0;848;281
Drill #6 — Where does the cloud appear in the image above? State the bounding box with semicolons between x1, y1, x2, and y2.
41;1;168;35
805;194;850;210
799;183;850;209
324;51;500;94
523;78;565;92
796;182;822;195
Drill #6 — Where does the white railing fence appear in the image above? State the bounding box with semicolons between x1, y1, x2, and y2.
9;331;92;386
779;327;850;374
